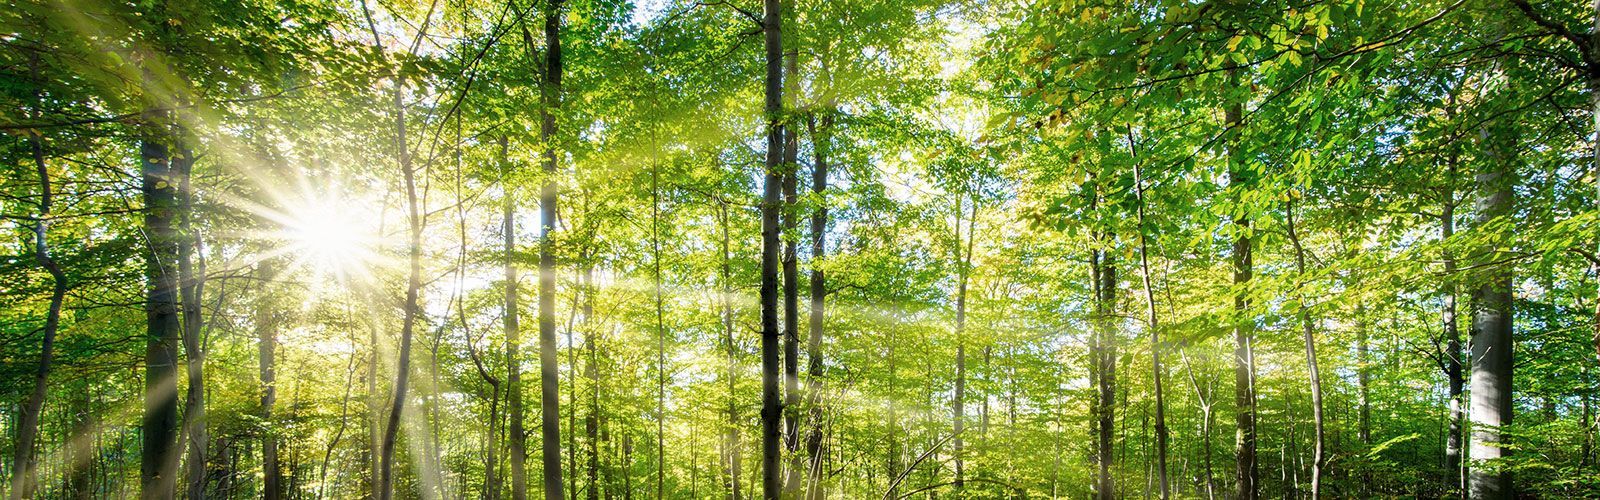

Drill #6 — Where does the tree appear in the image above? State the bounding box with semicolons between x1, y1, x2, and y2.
760;0;785;495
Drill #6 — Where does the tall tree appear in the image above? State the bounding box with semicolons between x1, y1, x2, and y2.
505;133;528;500
1467;118;1516;500
1226;74;1260;500
1130;133;1168;500
365;0;425;495
802;109;830;500
257;261;281;500
9;111;68;500
141;111;183;500
537;1;568;498
760;0;785;495
1286;196;1324;500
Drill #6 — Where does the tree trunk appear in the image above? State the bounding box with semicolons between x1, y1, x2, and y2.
1467;121;1515;500
506;133;528;500
1092;195;1118;500
372;4;423;493
802;110;830;500
538;2;567;499
175;133;208;500
1131;145;1169;499
651;161;668;500
585;260;599;500
719;203;741;500
1285;198;1324;500
1226;88;1259;500
9;120;68;500
257;262;282;500
141;112;183;500
760;0;785;495
1443;189;1465;495
781;50;803;498
952;195;975;490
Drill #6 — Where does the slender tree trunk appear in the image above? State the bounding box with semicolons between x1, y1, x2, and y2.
257;262;282;500
537;2;567;499
141;111;183;500
719;203;741;500
369;3;423;494
1589;0;1599;365
886;324;900;500
1467;121;1515;500
1131;143;1169;499
1092;195;1118;500
1226;87;1259;500
9;120;68;500
1285;198;1324;500
780;51;803;498
584;259;599;500
1179;349;1214;500
1356;306;1371;496
505;133;528;500
952;195;975;490
651;161;668;500
802;110;830;500
175;132;208;500
760;0;786;495
1444;186;1465;495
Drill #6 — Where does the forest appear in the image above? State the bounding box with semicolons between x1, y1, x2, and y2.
1;0;1597;498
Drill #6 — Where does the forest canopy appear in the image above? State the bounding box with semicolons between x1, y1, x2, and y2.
0;0;1597;498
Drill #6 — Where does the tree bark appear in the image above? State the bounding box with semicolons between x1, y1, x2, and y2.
802;110;830;500
1225;86;1259;500
175;132;208;500
760;0;785;495
1285;197;1324;500
781;50;803;498
1091;225;1117;500
370;1;423;492
506;134;528;500
1443;178;1465;495
9;119;68;500
141;112;183;500
257;262;282;500
1131;142;1169;499
538;1;567;498
584;257;599;500
651;161;668;500
952;195;975;490
1467;120;1515;500
719;202;741;500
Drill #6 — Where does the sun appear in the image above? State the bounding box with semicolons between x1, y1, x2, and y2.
282;201;372;278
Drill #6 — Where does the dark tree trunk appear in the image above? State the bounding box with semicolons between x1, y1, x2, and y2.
257;262;282;500
585;260;599;500
538;1;567;498
1091;193;1117;500
507;134;528;500
651;161;668;500
141;113;183;500
720;203;741;500
1467;121;1515;500
760;0;785;495
1131;146;1169;499
10;119;68;500
781;51;802;498
1226;91;1259;500
1444;184;1465;495
175;134;208;500
373;8;423;494
802;110;830;500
